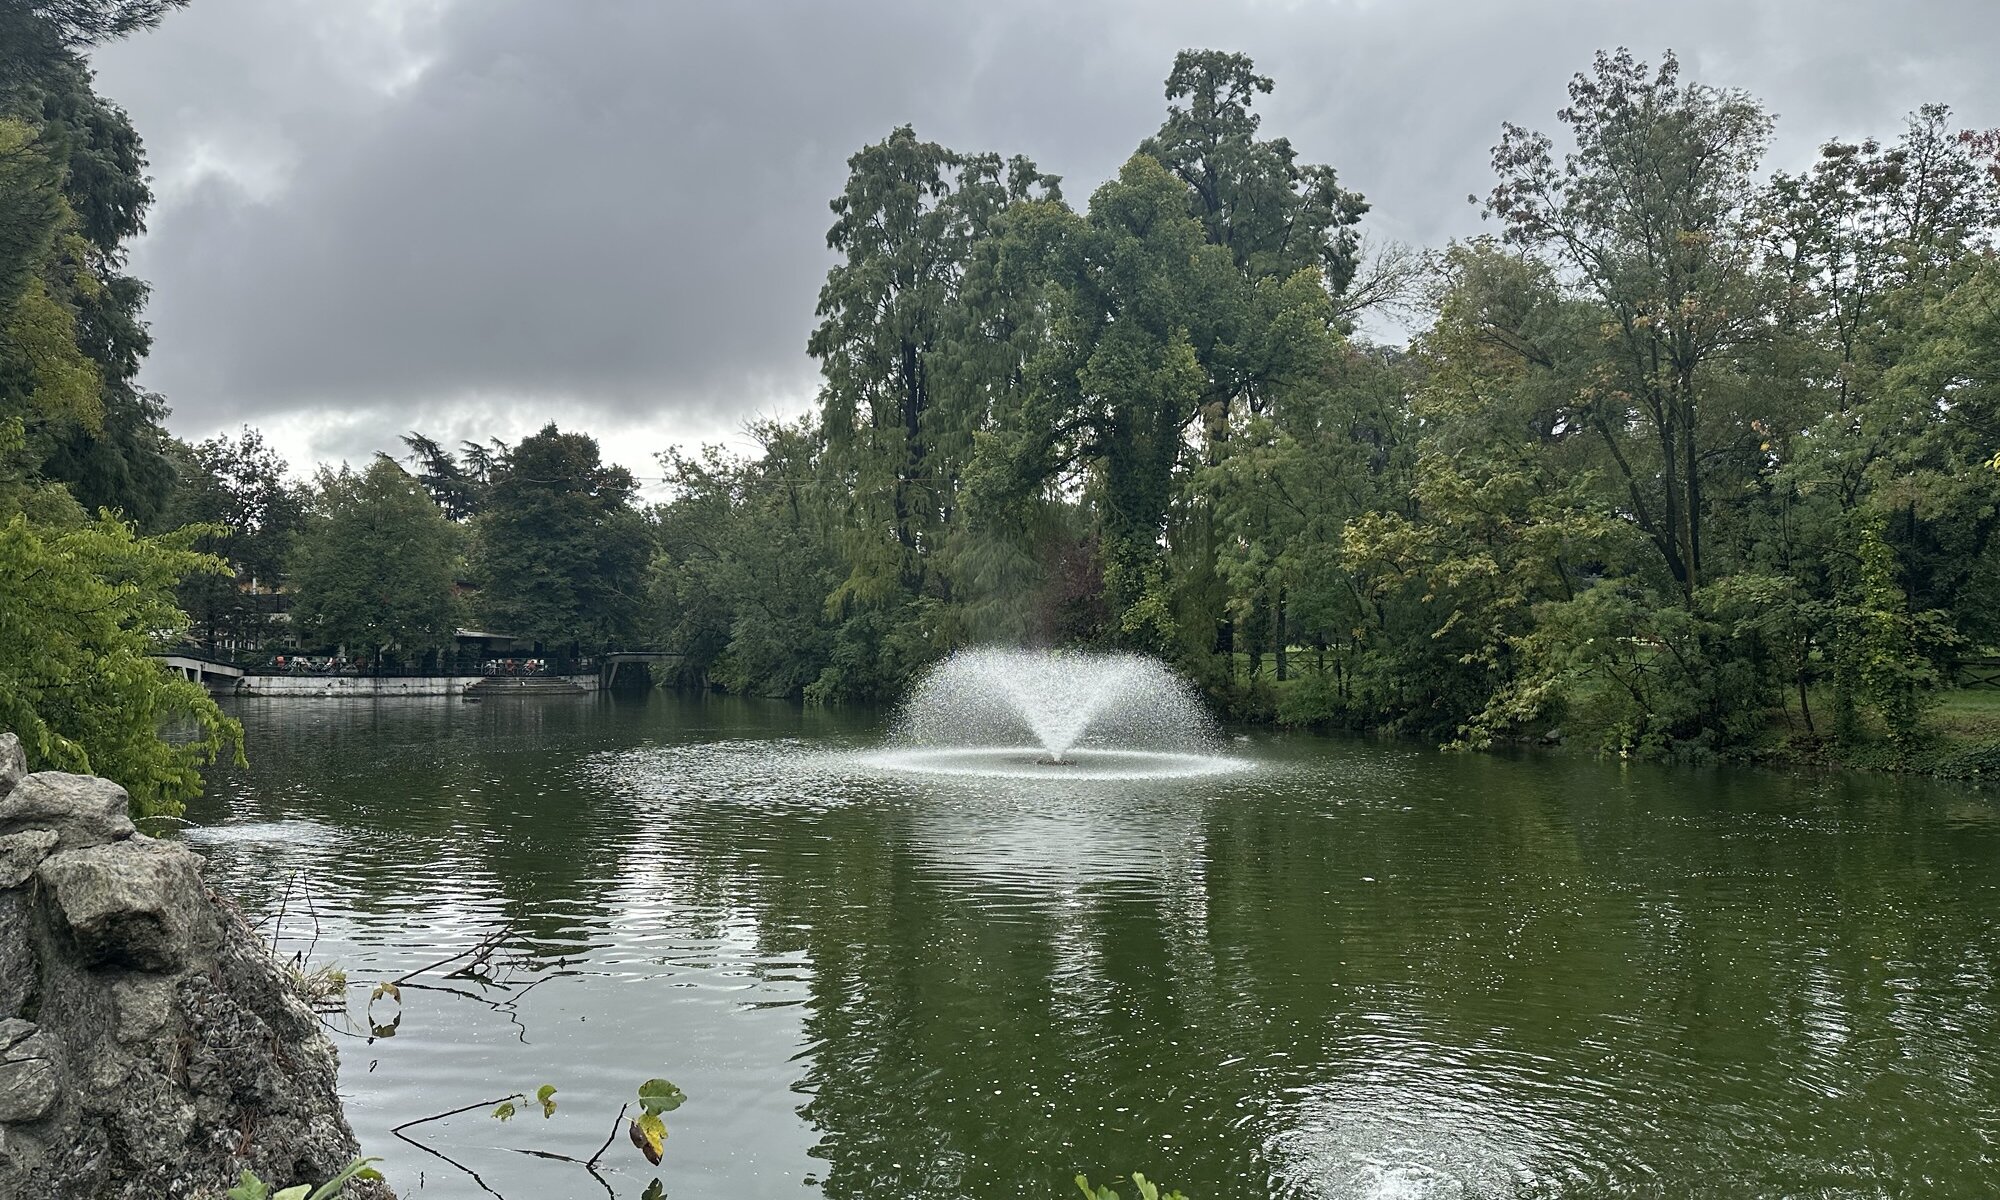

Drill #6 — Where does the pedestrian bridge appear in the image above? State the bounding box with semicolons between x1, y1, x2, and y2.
159;654;245;686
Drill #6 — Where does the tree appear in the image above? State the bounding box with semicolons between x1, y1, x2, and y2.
289;458;460;662
1141;49;1367;287
167;427;305;648
472;424;649;649
0;17;179;525
0;504;241;818
3;1;187;53
1487;48;1773;598
651;419;845;697
401;430;485;521
809;126;1058;608
1018;151;1343;655
0;0;231;817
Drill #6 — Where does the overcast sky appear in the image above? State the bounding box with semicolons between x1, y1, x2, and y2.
87;0;2000;488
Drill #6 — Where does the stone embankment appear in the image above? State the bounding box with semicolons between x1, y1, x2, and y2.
0;733;388;1199
232;673;597;698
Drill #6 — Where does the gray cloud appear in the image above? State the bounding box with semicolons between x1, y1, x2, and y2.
87;0;2000;477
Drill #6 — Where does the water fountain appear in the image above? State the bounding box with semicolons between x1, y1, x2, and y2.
864;648;1247;780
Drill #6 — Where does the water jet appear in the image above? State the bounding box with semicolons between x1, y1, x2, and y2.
867;648;1246;780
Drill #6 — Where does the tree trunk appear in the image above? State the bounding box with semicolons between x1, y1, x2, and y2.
1273;583;1288;682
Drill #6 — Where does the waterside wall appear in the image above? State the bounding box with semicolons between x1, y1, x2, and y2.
232;674;599;698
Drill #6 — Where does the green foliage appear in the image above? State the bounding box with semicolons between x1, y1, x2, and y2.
637;1077;685;1113
399;431;487;522
623;46;2000;771
490;1080;560;1124
1075;1171;1190;1200
166;427;305;647
0;39;180;527
223;1157;383;1200
1142;49;1365;287
0;503;242;816
809;126;1058;611
1840;517;1956;752
288;458;460;661
473;424;649;649
651;420;843;697
0;1;230;816
0;115;63;312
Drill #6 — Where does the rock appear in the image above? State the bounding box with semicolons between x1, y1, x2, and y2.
0;735;23;801
0;774;134;850
37;839;207;974
0;831;57;890
110;977;172;1044
0;1030;58;1124
0;769;390;1199
3;1029;53;1065
0;1059;56;1123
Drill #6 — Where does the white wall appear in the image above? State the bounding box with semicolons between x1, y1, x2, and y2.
231;675;599;698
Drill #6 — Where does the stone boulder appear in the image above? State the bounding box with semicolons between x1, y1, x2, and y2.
0;772;136;849
0;754;390;1200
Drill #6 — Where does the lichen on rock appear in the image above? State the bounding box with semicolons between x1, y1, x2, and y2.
0;731;390;1199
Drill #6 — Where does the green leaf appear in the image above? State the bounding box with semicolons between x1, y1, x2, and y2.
226;1171;272;1200
492;1101;517;1122
637;1077;685;1114
641;1180;665;1200
304;1160;386;1200
273;1189;309;1200
536;1083;558;1117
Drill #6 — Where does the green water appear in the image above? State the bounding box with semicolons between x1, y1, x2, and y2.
182;693;2000;1199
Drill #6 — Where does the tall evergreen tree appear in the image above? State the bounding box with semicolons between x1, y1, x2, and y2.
809;126;1058;609
473;424;650;649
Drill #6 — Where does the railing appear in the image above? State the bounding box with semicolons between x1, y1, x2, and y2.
162;644;260;669
256;654;595;678
165;647;598;678
1955;656;2000;689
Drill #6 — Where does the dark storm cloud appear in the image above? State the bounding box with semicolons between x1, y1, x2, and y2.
87;0;2000;470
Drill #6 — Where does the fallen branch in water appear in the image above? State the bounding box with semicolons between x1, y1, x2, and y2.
506;1140;618;1198
393;922;517;986
587;1102;630;1169
389;1093;525;1200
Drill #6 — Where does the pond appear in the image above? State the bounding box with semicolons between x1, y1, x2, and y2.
180;692;2000;1199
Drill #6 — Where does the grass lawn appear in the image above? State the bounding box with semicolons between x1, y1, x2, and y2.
1930;688;2000;744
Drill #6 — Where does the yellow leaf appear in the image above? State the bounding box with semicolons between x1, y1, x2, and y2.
630;1112;667;1165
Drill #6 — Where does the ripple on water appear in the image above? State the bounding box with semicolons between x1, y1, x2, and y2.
853;744;1254;780
176;817;341;847
178;695;2000;1200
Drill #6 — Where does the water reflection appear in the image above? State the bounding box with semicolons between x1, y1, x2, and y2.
180;695;2000;1198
